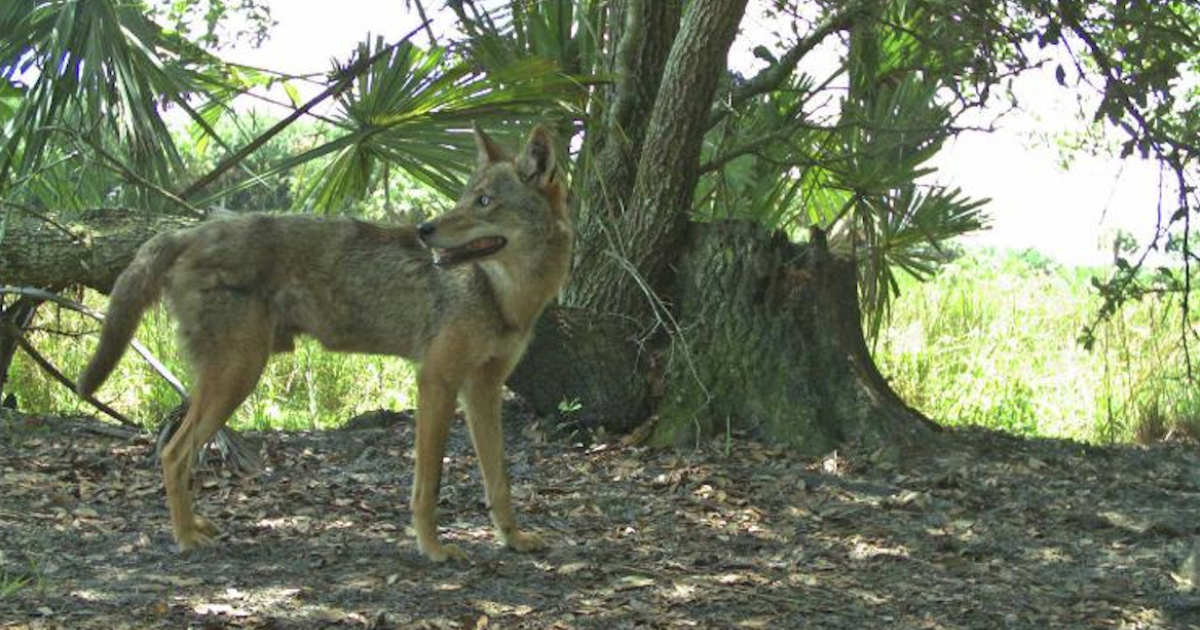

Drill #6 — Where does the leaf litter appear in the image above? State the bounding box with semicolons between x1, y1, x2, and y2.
1;409;1197;629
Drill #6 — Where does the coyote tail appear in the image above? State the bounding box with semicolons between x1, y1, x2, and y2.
77;231;189;397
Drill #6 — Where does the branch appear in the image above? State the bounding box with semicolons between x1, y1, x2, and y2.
0;207;197;292
8;326;136;427
0;286;188;400
700;126;816;174
604;0;682;139
0;201;82;242
700;119;991;174
1061;14;1200;158
1053;2;1198;374
176;22;428;201
47;127;205;219
406;0;439;47
708;0;868;128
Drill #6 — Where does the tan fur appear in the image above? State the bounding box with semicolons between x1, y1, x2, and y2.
78;125;572;562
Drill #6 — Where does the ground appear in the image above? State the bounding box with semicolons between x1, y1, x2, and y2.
1;409;1197;630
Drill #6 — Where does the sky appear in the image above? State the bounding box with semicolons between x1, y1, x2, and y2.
222;0;1163;267
930;65;1164;267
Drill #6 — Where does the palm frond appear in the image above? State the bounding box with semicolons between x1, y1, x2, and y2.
282;36;592;211
858;186;990;340
450;0;607;76
0;0;230;199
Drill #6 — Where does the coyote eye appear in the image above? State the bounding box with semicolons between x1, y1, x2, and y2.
478;194;492;207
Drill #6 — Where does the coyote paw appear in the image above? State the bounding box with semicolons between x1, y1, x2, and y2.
176;515;221;554
504;530;546;553
176;530;217;555
193;515;220;536
422;542;467;563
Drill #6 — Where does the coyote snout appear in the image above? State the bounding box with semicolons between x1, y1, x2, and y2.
417;219;509;267
77;124;572;563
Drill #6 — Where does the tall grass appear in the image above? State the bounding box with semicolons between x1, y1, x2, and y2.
875;248;1200;443
8;292;418;431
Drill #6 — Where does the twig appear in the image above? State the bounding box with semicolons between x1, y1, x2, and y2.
222;89;346;128
604;561;805;606
1054;2;1199;372
177;21;429;201
602;250;712;407
708;0;869;129
69;417;139;440
0;201;83;242
0;286;188;400
45;126;205;219
225;62;327;86
1183;182;1194;381
9;327;135;427
407;0;439;47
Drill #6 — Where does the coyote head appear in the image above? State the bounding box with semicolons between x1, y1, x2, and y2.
418;124;567;267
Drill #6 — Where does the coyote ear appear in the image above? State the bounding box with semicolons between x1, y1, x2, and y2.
473;122;508;168
517;125;557;188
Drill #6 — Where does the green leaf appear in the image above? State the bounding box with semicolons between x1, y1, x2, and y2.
283;80;302;108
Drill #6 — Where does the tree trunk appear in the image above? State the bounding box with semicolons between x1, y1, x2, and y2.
508;306;651;434
568;0;681;310
535;0;755;432
0;207;195;292
571;0;749;319
511;222;936;454
650;222;934;450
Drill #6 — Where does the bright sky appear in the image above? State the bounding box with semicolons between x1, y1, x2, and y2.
932;65;1163;267
224;1;1162;267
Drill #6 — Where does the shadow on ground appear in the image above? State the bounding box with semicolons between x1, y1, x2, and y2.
1;410;1197;629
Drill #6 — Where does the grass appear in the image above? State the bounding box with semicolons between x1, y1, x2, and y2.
875;248;1200;443
0;554;43;600
7;291;418;431
0;570;30;599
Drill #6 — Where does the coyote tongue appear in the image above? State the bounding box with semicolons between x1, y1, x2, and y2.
433;236;507;266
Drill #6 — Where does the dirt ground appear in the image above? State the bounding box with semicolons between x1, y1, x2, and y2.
1;408;1197;629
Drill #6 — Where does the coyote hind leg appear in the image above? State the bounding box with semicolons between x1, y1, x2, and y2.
161;301;270;553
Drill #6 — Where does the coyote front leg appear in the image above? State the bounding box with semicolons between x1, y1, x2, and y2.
463;359;545;553
411;368;466;562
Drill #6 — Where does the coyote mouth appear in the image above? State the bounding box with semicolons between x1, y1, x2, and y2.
432;236;507;266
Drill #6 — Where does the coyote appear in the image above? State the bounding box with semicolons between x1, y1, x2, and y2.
77;125;572;562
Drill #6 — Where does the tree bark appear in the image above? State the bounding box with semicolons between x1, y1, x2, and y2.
543;0;753;432
649;222;934;451
511;221;935;454
571;0;749;319
0;207;195;291
569;0;681;310
508;306;650;434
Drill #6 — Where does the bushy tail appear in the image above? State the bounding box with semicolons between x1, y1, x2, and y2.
77;231;189;397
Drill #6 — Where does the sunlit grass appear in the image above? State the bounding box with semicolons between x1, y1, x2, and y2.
8;291;417;431
876;248;1200;443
